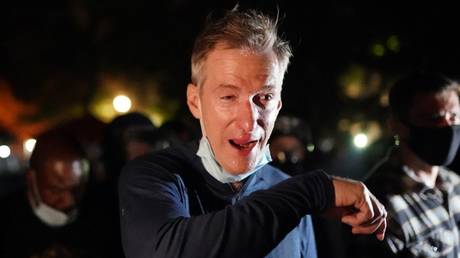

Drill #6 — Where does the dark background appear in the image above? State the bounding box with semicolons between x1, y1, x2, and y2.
1;0;459;178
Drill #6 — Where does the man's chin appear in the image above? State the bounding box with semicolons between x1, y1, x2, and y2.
222;164;254;175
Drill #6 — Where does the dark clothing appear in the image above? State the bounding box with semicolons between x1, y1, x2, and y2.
0;190;96;258
366;148;460;258
119;141;334;258
0;186;124;258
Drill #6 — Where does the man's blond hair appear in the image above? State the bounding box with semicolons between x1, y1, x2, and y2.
191;7;292;86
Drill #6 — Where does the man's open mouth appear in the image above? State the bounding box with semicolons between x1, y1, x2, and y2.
229;139;258;150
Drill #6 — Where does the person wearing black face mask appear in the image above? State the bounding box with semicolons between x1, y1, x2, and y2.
364;72;460;258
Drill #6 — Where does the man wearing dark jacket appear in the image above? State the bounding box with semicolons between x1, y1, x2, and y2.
119;7;387;258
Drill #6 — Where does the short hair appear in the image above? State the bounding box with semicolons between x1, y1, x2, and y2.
389;72;459;121
191;7;292;86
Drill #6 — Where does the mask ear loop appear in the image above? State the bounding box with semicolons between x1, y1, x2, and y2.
29;170;43;208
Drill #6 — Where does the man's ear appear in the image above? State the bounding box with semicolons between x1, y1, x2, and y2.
277;99;282;112
187;83;201;119
388;114;409;139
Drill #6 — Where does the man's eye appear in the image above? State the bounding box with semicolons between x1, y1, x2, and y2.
261;94;274;101
259;94;274;103
220;95;235;101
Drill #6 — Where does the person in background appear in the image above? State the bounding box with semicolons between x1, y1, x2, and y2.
152;118;200;151
0;131;96;258
86;111;158;258
366;72;460;257
269;114;315;175
102;111;157;182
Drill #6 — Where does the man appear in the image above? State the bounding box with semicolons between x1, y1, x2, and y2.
366;73;460;257
0;132;93;258
119;8;386;258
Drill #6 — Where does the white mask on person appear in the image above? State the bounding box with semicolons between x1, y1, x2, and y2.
29;172;77;227
197;136;272;183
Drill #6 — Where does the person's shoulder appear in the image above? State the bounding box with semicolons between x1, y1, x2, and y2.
120;142;199;184
257;164;290;185
440;167;460;186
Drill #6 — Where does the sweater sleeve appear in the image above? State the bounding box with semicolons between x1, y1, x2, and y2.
119;159;334;258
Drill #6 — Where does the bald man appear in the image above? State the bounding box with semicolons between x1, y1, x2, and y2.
0;132;93;258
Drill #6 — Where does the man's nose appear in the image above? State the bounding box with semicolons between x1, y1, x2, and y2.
441;113;459;127
237;98;259;132
56;192;76;211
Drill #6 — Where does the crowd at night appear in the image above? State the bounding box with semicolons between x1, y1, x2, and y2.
1;1;460;258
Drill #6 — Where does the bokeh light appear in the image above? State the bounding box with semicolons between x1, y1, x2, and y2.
353;133;369;149
0;145;11;158
113;95;132;113
24;138;37;154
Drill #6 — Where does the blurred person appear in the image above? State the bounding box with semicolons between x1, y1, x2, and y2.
269;114;314;175
82;111;158;258
152;118;200;151
49;113;107;184
102;111;157;183
366;72;460;257
0;131;96;258
119;7;387;258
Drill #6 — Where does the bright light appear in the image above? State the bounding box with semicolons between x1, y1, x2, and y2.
0;145;11;158
24;138;37;154
113;95;132;113
353;133;369;149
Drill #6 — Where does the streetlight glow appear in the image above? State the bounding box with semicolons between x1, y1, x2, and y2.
24;138;37;154
353;133;369;149
0;145;11;159
113;95;132;113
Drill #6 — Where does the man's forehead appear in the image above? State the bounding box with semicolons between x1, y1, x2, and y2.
412;90;459;110
212;83;280;92
39;158;87;182
408;90;460;122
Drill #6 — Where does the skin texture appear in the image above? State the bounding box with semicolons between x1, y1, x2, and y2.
187;46;282;174
331;177;387;241
409;90;460;128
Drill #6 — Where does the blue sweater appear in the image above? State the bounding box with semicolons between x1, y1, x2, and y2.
119;142;334;258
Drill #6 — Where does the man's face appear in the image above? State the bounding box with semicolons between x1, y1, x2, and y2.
408;89;460;127
33;158;88;212
188;47;283;174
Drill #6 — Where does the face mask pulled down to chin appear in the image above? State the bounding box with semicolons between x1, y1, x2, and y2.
197;137;272;183
30;173;78;227
407;124;460;166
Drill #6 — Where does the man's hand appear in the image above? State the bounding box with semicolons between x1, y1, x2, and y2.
325;176;387;241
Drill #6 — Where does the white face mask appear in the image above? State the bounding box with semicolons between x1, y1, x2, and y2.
29;173;77;227
196;136;272;183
